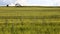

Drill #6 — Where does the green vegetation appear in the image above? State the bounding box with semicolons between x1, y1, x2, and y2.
0;6;60;34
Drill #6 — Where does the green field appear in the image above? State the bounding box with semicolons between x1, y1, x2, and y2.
0;6;60;34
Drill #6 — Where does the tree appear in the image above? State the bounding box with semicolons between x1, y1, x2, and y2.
15;3;21;7
6;4;9;7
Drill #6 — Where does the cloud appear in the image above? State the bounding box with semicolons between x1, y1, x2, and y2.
0;0;16;6
28;0;53;6
52;0;60;6
0;0;60;6
15;0;27;6
26;0;60;6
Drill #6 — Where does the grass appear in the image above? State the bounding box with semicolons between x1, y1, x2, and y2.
0;6;60;34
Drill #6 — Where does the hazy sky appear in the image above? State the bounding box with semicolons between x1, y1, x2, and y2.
0;0;60;6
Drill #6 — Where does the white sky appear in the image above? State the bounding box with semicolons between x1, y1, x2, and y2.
1;0;60;6
15;0;60;6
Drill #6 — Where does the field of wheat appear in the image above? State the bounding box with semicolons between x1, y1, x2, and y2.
0;6;60;34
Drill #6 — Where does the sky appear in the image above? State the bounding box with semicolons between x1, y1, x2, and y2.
0;0;60;6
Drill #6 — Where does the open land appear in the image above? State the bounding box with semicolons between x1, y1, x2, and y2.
0;6;60;34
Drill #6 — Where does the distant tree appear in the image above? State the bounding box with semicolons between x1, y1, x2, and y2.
7;4;9;7
15;3;21;7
